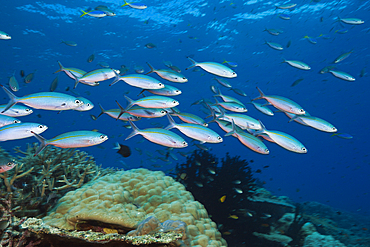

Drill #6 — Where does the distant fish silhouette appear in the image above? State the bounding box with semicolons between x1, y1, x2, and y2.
114;143;131;157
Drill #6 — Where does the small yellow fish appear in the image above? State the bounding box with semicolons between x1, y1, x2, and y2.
219;195;226;203
228;214;238;219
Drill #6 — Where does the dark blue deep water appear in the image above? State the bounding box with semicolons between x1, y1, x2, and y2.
1;0;369;216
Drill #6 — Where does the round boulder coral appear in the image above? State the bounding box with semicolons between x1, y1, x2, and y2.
43;168;227;247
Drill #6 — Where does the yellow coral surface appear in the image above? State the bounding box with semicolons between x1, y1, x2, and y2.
43;168;227;247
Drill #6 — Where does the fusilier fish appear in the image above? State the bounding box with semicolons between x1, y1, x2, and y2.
284;60;311;70
146;63;188;83
32;130;108;156
80;9;107;18
225;120;269;154
0;31;11;40
339;17;364;25
110;71;165;89
74;97;94;111
54;61;87;80
139;85;182;96
255;120;307;154
72;68;119;88
121;0;148;9
0;123;48;141
0;115;21;127
0;105;33;117
169;108;208;126
186;57;237;78
165;114;223;144
61;40;77;46
214;78;232;88
253;87;306;115
123;95;179;112
0;85;83;113
333;51;353;63
329;70;355;81
126;120;188;148
286;113;337;132
265;41;283;50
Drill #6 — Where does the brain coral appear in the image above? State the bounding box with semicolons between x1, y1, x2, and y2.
42;168;227;247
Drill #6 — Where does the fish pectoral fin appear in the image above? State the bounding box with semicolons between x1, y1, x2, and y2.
199;141;206;144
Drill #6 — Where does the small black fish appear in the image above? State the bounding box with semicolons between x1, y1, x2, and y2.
87;53;95;63
50;76;58;92
286;40;291;48
20;70;25;77
291;78;304;87
255;169;262;173
145;43;156;49
115;143;131;157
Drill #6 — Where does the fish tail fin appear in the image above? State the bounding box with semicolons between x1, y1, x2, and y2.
115;100;126;120
145;62;156;75
252;87;264;101
69;71;80;89
288;115;297;123
254;120;266;135
225;120;237;137
213;95;220;104
97;103;106;118
214;86;222;97
80;9;88;17
165;113;177;130
171;106;180;113
185;57;198;70
137;89;146;96
123;95;134;111
0;84;19;113
222;60;228;64
31;131;48;156
125;120;140;140
54;61;64;74
109;69;121;86
121;0;129;7
113;142;120;150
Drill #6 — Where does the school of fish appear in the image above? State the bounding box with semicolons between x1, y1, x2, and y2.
1;1;362;173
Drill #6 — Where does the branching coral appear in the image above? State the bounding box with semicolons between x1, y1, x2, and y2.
173;150;261;246
0;143;118;218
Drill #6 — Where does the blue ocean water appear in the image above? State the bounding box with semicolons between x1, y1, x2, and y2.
1;0;369;217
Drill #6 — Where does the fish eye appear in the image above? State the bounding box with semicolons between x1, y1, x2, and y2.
332;127;336;131
232;72;236;75
75;100;81;104
99;135;105;139
182;141;187;145
26;109;30;112
182;77;186;80
6;162;13;167
14;120;19;123
38;125;44;128
300;109;304;112
217;136;222;140
172;100;177;104
302;147;306;151
265;149;269;153
86;103;90;107
159;83;163;87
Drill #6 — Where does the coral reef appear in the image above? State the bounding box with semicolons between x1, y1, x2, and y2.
42;168;226;246
172;150;295;246
0;144;116;218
